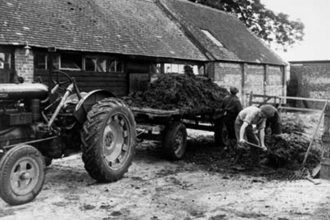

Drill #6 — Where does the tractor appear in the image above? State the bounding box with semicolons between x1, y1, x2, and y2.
0;70;137;205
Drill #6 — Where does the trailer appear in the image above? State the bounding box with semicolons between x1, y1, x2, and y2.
131;106;228;160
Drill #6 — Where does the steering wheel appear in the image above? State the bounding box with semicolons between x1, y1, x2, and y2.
51;70;73;94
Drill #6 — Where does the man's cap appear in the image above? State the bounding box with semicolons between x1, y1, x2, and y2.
230;86;239;94
260;105;276;117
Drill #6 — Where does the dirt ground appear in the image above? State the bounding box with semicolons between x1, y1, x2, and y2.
1;115;330;220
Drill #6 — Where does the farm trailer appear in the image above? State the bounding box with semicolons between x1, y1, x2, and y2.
131;106;228;160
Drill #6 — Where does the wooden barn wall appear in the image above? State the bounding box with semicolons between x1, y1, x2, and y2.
212;62;285;107
290;62;330;109
35;70;128;97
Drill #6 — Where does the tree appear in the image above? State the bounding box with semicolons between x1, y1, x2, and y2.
187;0;304;51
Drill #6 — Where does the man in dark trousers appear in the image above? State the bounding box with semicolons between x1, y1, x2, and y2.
221;86;243;146
234;104;280;167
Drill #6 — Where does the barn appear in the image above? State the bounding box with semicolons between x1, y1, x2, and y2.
0;0;287;105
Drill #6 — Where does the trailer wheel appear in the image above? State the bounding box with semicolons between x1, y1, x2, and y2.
162;121;187;160
81;98;136;182
214;119;229;148
0;145;45;205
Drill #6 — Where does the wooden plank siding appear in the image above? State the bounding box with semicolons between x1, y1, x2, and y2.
35;70;128;97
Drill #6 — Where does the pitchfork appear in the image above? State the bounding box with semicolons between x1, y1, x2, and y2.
289;101;327;184
289;167;321;185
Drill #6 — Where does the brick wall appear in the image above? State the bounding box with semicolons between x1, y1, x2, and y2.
214;62;241;89
267;66;284;96
245;64;264;95
15;48;34;82
290;61;330;109
212;62;284;107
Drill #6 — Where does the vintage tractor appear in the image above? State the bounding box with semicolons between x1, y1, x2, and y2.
0;70;137;205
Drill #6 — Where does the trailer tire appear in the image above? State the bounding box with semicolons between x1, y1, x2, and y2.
214;119;229;148
81;98;136;182
162;121;187;160
0;145;45;205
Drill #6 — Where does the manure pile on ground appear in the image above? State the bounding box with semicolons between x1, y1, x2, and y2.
265;113;322;170
126;73;229;111
266;133;322;170
182;112;323;180
280;113;305;134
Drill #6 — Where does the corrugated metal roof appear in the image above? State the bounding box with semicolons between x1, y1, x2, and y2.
160;0;287;65
0;0;208;61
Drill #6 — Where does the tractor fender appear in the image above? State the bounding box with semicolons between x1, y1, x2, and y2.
73;89;115;123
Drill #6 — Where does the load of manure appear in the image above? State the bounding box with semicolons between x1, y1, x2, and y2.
125;73;230;111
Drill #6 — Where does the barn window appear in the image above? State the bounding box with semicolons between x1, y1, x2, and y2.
84;57;95;71
35;52;123;72
97;58;107;72
164;63;183;73
35;53;47;69
0;52;11;69
109;60;123;72
0;53;5;69
163;63;202;75
60;53;82;70
84;57;107;72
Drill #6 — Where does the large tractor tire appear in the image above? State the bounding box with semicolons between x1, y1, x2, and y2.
214;119;229;148
81;98;136;182
0;145;45;205
162;121;187;160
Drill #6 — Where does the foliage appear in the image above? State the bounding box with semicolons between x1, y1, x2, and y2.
188;0;305;49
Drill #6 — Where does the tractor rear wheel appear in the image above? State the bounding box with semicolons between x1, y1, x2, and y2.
81;98;136;182
0;145;45;205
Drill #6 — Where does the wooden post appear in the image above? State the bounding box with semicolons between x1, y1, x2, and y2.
241;63;247;107
264;64;268;103
320;103;330;179
249;91;253;106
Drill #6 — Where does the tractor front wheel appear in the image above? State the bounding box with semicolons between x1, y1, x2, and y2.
0;145;45;205
81;98;136;182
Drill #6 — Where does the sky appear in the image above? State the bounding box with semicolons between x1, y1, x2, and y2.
261;0;330;62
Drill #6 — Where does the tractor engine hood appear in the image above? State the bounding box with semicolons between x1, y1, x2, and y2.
0;83;48;100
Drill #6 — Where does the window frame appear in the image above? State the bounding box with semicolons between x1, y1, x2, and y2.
34;52;125;73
